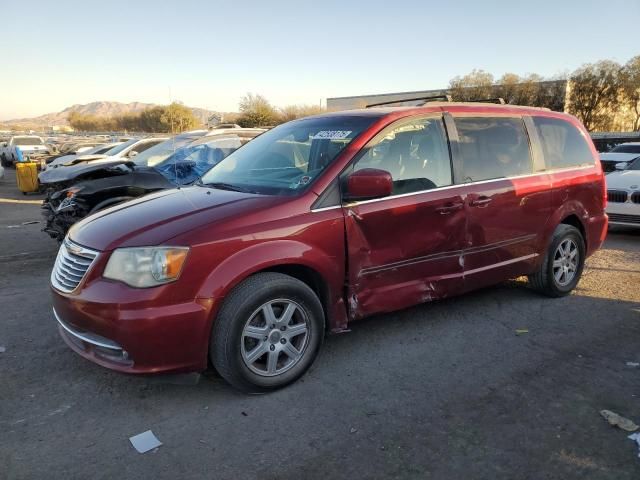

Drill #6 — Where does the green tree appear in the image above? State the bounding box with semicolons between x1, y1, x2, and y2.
236;93;278;127
448;69;494;101
621;56;640;131
278;104;325;123
160;102;200;133
567;60;622;131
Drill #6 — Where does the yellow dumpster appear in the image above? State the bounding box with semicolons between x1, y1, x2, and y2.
16;161;39;194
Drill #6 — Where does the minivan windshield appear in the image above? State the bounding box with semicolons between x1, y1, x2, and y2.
199;116;376;195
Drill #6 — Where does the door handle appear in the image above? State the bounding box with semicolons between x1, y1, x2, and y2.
469;196;493;207
435;202;464;215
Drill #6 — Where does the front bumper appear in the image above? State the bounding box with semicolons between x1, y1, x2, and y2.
606;202;640;228
52;284;215;374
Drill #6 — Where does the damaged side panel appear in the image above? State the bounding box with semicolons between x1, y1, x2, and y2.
344;188;467;320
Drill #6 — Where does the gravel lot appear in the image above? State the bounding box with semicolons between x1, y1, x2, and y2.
1;168;639;479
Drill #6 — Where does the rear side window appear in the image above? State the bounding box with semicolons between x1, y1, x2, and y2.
532;117;594;169
454;117;532;182
352;116;452;195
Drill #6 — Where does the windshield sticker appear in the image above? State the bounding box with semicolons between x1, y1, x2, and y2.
298;175;311;185
311;130;352;140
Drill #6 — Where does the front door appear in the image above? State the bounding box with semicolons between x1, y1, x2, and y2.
343;115;467;319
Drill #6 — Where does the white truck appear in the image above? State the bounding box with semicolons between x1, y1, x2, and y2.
0;135;50;166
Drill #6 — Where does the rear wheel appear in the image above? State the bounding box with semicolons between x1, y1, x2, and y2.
0;153;9;167
528;224;585;297
210;272;324;393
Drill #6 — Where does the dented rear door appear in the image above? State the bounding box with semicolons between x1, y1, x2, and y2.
342;115;466;320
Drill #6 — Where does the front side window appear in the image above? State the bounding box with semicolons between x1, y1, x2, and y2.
200;115;377;195
104;139;138;157
455;117;533;182
351;116;452;195
532;116;594;169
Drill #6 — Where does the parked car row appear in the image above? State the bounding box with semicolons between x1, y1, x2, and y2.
48;102;609;393
41;129;265;241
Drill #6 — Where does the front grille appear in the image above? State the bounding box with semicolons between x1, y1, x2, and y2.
608;213;640;225
51;239;99;293
607;190;629;203
632;192;640;204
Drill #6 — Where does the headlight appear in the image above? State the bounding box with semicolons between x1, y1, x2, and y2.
104;247;189;288
65;186;83;198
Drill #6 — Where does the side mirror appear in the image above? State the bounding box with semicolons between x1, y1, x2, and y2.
128;150;138;158
345;168;393;201
615;162;628;171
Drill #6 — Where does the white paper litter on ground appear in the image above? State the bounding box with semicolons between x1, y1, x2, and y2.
626;362;640;367
0;346;5;353
628;432;640;458
129;430;162;453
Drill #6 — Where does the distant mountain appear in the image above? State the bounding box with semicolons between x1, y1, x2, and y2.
1;101;223;128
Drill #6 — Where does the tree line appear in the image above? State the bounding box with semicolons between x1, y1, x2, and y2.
448;55;640;131
68;55;639;133
68;102;200;133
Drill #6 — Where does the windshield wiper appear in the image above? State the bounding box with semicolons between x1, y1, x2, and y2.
200;181;250;193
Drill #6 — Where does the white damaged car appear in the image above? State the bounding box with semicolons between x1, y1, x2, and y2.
606;156;640;228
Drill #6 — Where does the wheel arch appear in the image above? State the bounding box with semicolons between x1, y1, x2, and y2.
197;240;349;334
559;213;587;250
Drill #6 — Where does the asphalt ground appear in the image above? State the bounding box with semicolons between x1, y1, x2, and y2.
1;167;639;479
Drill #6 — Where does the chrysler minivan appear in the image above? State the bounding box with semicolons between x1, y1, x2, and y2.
50;102;607;392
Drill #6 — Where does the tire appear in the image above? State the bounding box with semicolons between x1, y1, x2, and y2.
210;272;324;393
528;224;586;297
0;153;9;167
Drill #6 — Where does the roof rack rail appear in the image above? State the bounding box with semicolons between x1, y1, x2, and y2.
365;94;452;108
465;98;507;105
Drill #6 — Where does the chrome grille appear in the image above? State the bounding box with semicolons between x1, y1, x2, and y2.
607;190;628;203
632;192;640;204
608;213;640;225
51;239;99;293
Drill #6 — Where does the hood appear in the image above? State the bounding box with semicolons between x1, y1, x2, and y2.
605;170;640;190
600;152;640;162
39;158;130;184
48;153;108;168
69;186;285;251
71;167;173;195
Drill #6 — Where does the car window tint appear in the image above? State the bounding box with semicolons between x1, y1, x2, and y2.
455;117;533;182
353;117;452;195
532;117;594;169
132;140;160;154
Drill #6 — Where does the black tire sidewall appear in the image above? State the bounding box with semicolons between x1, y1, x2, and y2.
213;274;324;392
545;226;585;295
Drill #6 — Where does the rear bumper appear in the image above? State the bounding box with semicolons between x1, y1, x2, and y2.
52;286;215;374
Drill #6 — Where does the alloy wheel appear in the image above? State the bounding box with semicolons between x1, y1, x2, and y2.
240;299;310;377
552;238;579;287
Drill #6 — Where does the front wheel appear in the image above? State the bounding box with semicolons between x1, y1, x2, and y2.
210;272;324;393
528;224;586;297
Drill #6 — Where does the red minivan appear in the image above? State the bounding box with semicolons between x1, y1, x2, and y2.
50;102;607;392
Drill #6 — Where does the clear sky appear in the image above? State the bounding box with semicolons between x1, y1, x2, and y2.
1;0;638;120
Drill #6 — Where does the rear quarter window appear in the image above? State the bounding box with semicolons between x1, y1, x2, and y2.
532;117;595;169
